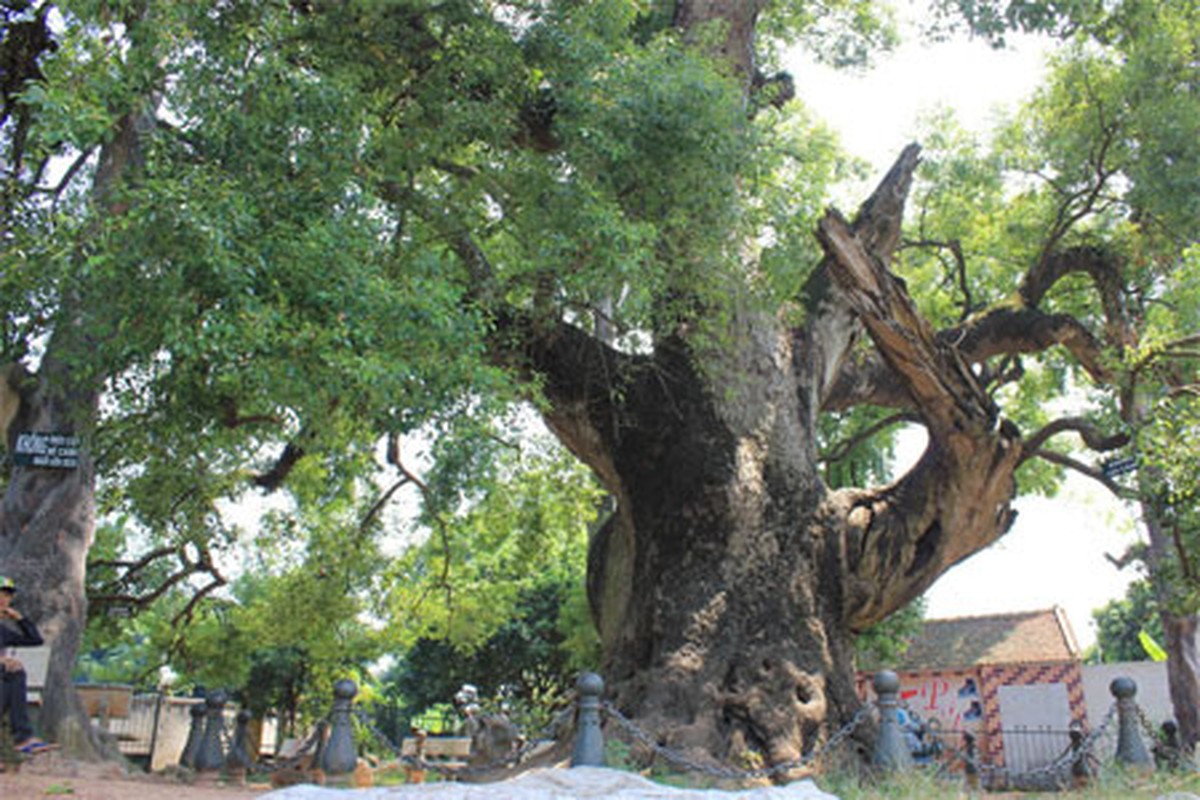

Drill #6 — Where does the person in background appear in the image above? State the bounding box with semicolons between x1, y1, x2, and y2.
0;575;55;754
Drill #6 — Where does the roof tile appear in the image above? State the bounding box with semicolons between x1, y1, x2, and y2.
893;607;1080;670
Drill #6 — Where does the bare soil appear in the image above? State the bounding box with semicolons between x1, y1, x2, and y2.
0;752;272;800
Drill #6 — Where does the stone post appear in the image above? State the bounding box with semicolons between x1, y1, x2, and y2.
320;679;359;777
193;690;228;773
872;670;912;772
570;672;605;767
179;701;206;769
225;709;255;780
1111;676;1151;769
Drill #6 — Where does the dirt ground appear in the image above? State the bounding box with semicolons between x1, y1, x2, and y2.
0;752;273;800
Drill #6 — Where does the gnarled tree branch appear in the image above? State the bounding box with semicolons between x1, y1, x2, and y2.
1020;416;1129;460
822;304;1112;411
815;170;1025;628
1029;448;1130;499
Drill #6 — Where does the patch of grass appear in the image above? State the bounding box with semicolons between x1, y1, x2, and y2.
816;765;1200;799
42;783;76;795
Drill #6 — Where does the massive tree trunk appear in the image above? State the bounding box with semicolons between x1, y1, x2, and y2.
518;146;1027;771
474;2;1069;772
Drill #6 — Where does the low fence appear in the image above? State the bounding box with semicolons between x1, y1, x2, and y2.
65;690;279;772
66;670;1195;790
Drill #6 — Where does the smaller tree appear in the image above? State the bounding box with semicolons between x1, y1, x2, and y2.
1091;579;1165;664
238;646;310;742
386;577;586;736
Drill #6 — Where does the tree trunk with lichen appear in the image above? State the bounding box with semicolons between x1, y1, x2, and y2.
488;3;1059;772
0;109;146;759
518;143;1030;773
0;353;107;757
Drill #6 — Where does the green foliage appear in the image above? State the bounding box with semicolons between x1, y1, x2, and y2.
4;0;1196;751
928;0;1107;45
384;576;584;734
1092;579;1164;664
818;407;902;490
381;439;602;649
759;1;900;68
855;597;926;671
239;646;309;722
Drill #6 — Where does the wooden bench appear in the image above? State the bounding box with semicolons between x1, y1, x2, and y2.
9;644;50;705
76;684;133;729
400;733;472;782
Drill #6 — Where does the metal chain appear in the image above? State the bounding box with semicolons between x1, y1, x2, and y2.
1135;702;1161;745
600;701;872;781
1134;702;1199;772
192;690;1146;784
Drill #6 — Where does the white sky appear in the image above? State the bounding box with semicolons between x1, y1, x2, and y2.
787;22;1141;650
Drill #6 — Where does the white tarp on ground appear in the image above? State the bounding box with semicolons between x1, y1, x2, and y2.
262;767;840;799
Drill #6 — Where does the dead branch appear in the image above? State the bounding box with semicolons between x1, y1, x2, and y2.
823;304;1112;411
1104;542;1147;570
818;207;997;454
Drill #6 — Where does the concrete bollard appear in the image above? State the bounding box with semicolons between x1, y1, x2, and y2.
180;701;206;769
320;679;359;777
872;671;913;772
570;672;605;767
1111;676;1152;769
225;709;255;778
193;690;228;773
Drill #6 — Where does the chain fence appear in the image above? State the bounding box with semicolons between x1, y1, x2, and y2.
136;670;1199;791
600;701;871;782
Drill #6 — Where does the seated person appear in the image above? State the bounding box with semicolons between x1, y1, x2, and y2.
0;575;54;754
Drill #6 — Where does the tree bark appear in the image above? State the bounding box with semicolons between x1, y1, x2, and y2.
0;351;106;756
1160;612;1200;754
0;106;147;758
513;143;1029;773
1141;497;1200;752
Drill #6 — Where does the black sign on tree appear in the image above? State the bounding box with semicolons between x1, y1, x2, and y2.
1101;455;1138;479
12;431;81;469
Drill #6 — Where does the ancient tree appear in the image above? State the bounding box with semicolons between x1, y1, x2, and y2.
454;2;1120;767
2;0;1195;766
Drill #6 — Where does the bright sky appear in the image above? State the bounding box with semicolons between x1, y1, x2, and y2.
786;20;1141;650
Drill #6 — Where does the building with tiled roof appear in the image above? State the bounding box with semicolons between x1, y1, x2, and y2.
893;607;1081;670
857;607;1087;774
